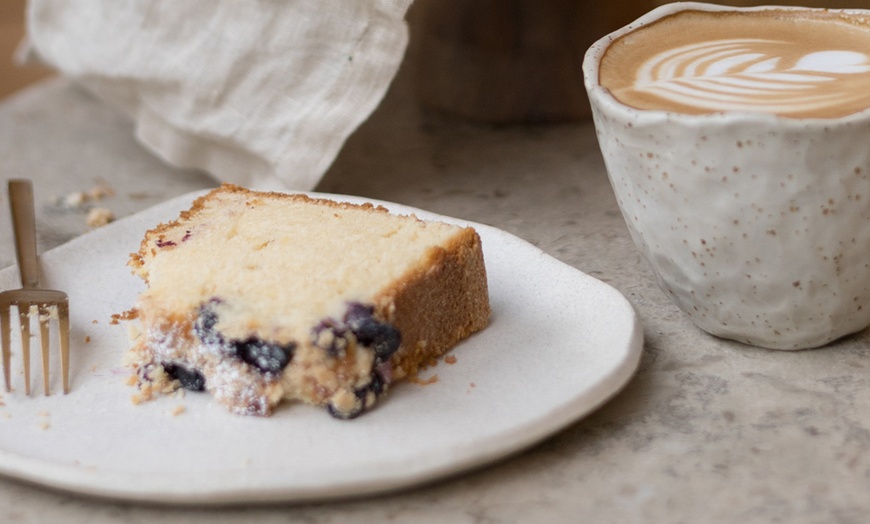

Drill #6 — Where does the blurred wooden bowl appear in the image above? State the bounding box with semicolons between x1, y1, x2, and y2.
410;0;650;124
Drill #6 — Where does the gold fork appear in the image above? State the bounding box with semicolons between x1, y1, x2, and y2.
0;179;70;395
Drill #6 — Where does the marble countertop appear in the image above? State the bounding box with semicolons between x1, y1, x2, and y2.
1;64;869;523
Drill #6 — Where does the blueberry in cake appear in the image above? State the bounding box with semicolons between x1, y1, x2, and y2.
125;184;490;418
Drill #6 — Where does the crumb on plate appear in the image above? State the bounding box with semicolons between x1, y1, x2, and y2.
86;207;114;227
410;374;439;386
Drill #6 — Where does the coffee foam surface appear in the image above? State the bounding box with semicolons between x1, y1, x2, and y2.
599;9;870;118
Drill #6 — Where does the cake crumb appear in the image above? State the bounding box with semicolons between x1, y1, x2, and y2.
135;382;157;403
54;183;115;210
87;207;115;227
444;354;457;365
86;183;115;201
111;309;138;325
84;335;91;343
128;363;182;406
38;411;50;430
63;192;86;208
171;405;186;416
92;319;99;324
410;374;439;386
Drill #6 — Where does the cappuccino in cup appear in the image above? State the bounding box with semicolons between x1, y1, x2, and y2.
583;3;870;349
599;9;870;118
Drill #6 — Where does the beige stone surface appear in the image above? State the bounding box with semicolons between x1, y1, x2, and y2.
0;46;869;524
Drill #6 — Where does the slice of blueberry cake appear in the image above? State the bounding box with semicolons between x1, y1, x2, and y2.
124;184;490;418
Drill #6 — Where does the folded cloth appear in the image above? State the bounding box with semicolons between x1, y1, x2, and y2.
21;0;413;190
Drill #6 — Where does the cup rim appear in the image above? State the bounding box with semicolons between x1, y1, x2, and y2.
582;1;870;125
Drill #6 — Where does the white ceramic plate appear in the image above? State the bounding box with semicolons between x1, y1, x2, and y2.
0;191;643;504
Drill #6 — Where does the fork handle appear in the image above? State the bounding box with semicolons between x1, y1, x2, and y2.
8;179;40;289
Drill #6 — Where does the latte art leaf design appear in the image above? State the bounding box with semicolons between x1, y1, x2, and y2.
632;39;870;116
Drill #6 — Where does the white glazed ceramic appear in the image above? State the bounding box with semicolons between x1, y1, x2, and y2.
0;191;642;504
583;2;870;349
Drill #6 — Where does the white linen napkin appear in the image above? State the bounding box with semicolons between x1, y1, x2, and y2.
21;0;413;190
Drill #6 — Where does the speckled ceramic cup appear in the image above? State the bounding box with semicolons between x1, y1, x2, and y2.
583;2;870;349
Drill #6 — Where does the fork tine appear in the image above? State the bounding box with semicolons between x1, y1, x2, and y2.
19;304;31;395
1;305;9;392
58;301;70;394
2;180;72;397
38;304;50;396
